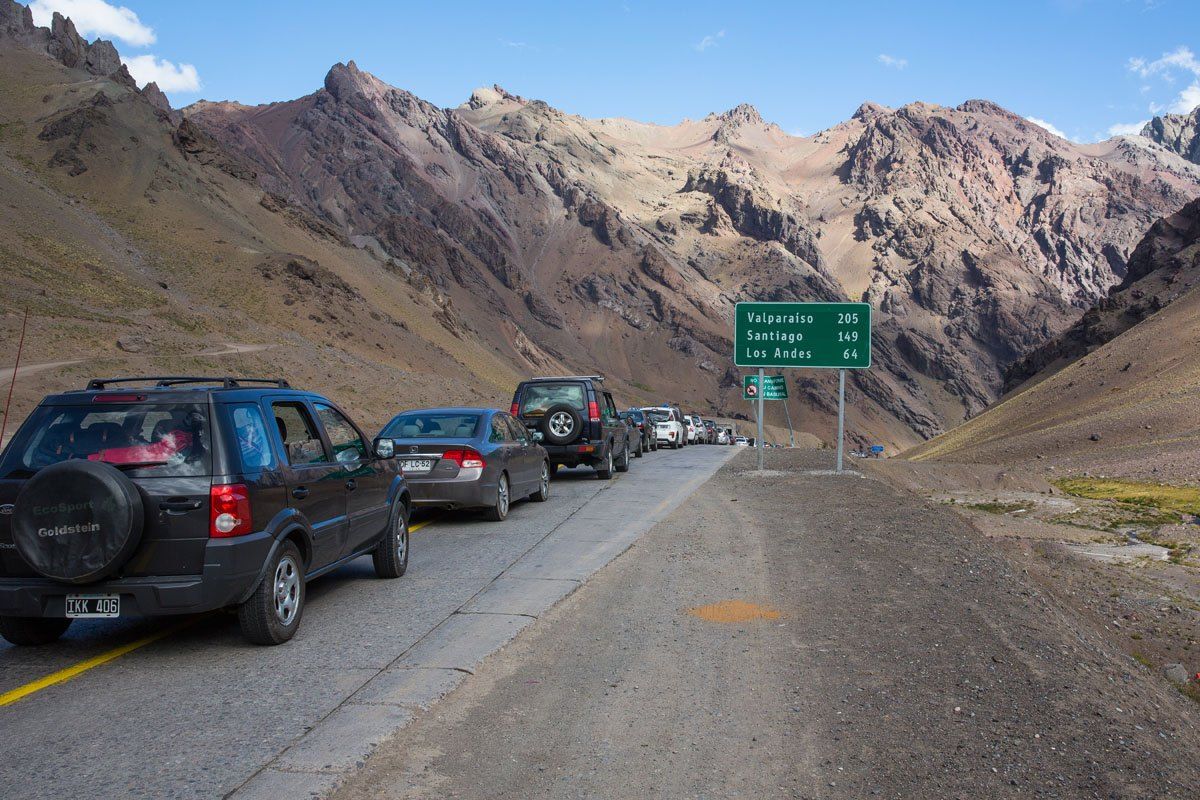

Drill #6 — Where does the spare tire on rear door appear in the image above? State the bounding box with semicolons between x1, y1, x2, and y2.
11;460;145;584
539;403;583;446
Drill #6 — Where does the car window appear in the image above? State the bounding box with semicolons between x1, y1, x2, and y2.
382;412;481;439
489;415;509;443
227;402;276;471
315;404;367;463
503;416;529;442
0;402;211;479
272;402;328;466
519;382;586;415
601;392;618;420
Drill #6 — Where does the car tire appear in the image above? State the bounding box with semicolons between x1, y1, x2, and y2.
595;447;614;480
531;461;550;502
484;472;510;521
539;404;583;446
373;504;409;578
0;616;72;646
615;440;630;473
238;539;305;646
634;437;643;458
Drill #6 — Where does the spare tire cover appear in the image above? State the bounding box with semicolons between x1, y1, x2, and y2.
12;460;145;584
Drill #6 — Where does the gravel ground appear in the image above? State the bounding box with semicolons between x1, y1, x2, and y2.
335;449;1200;799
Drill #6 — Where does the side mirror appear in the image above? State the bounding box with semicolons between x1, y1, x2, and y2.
373;437;395;459
531;430;544;442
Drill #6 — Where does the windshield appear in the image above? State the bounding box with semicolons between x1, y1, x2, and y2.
0;402;212;479
383;412;481;439
520;383;586;415
645;410;670;423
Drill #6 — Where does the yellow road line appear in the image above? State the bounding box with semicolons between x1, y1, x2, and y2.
2;515;440;708
0;617;198;708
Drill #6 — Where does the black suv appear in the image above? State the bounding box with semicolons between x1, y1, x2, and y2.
0;377;410;646
510;376;632;479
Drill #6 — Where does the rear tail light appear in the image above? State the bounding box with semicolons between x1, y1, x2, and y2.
443;448;486;469
210;483;252;538
588;401;600;422
510;402;520;416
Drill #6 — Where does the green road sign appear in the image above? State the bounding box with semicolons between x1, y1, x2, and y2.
743;374;787;400
734;301;872;369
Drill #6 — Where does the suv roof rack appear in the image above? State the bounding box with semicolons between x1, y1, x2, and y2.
525;375;604;383
85;376;291;390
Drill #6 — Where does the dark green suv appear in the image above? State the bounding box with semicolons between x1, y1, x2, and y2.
510;376;632;479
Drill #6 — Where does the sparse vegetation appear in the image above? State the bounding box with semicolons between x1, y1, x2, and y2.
1053;477;1200;516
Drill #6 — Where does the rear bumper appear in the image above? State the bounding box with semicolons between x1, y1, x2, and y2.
408;472;495;509
0;532;273;618
541;442;606;468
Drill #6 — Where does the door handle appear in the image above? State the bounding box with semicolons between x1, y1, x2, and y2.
292;486;310;500
345;479;357;491
159;499;202;512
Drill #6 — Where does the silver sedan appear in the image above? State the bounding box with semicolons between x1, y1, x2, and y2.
377;408;549;521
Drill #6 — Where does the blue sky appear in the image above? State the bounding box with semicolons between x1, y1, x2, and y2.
26;0;1200;142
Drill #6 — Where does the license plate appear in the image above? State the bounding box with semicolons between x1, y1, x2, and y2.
65;594;120;618
400;458;433;474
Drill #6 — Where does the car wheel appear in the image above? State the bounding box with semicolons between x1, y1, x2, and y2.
615;440;630;473
634;436;644;457
238;539;305;646
531;461;550;502
484;472;511;521
373;504;409;578
540;403;583;446
595;447;614;480
0;616;72;646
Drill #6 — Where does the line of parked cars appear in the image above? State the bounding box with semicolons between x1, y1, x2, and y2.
0;374;737;648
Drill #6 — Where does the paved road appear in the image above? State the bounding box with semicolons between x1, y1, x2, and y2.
0;444;735;799
335;449;1200;800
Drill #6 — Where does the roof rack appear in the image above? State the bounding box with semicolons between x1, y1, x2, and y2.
525;375;604;382
85;376;291;390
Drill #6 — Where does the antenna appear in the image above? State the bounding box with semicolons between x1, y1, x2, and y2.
0;308;29;450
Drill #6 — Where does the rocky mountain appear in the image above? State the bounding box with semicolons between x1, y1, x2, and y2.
5;0;1200;450
0;1;539;435
1142;107;1200;165
1004;196;1200;390
908;194;1200;478
187;68;1200;447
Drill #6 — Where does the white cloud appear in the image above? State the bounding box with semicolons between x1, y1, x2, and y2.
1127;45;1200;114
499;39;528;49
1106;119;1150;137
1025;116;1071;141
694;30;725;52
122;54;200;92
29;0;155;47
877;53;907;70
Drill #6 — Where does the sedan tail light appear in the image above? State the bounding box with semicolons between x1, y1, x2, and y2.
210;483;252;538
443;448;486;469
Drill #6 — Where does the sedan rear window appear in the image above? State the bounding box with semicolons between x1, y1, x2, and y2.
520;383;585;415
383;413;481;439
0;403;211;478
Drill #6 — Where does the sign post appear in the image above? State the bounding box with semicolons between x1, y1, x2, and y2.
836;369;846;472
756;368;765;470
734;301;871;472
